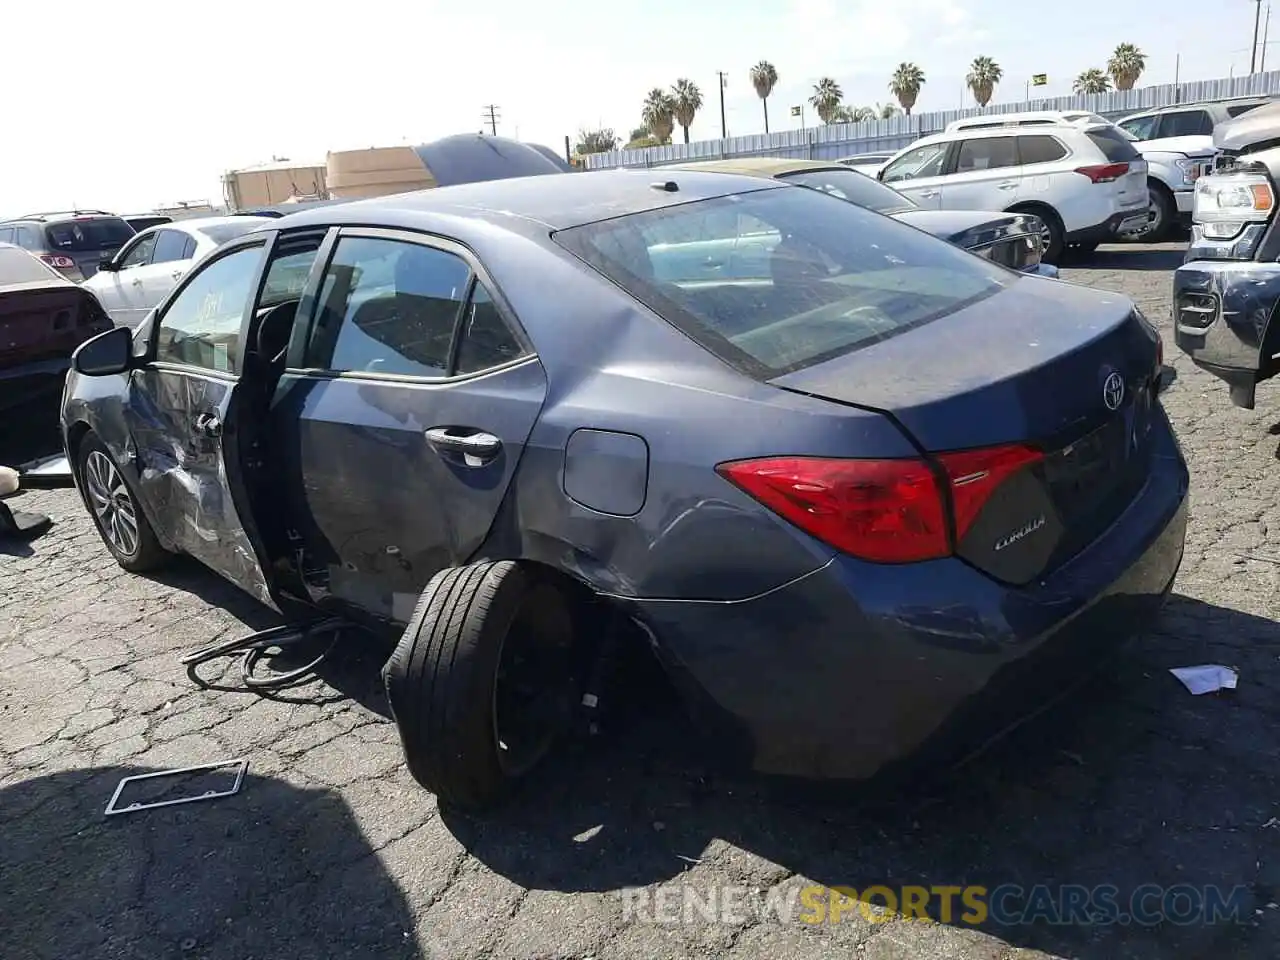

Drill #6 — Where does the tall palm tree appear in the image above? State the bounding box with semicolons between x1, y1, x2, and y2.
809;77;843;124
750;61;779;133
670;78;703;144
642;88;676;144
888;63;926;115
966;56;1003;108
1108;43;1147;91
1074;68;1112;95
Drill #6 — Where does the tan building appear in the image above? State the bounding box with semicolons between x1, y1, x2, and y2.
325;146;435;200
222;160;327;210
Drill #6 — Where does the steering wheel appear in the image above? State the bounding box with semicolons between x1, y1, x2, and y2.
254;301;298;368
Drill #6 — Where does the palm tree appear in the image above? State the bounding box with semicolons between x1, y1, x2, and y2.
1074;68;1112;95
642;88;676;144
575;129;620;154
1108;43;1147;91
671;78;703;144
810;77;843;124
888;62;926;115
833;105;875;123
750;61;779;133
877;102;901;119
966;56;1003;108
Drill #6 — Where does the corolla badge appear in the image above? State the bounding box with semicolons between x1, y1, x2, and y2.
1102;371;1125;411
994;515;1046;552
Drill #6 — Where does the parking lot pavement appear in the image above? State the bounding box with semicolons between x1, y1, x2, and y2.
3;240;1280;959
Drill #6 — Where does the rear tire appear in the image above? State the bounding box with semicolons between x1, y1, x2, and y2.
382;560;577;812
1015;205;1065;264
76;432;170;573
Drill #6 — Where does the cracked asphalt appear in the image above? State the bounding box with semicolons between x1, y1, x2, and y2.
4;241;1280;960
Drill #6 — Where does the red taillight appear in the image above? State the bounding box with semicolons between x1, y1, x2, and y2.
1074;162;1130;183
716;444;1045;564
40;255;75;269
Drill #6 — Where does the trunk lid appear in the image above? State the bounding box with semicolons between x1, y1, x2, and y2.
0;285;113;370
772;278;1163;584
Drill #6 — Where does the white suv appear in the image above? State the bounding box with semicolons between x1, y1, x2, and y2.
876;123;1150;261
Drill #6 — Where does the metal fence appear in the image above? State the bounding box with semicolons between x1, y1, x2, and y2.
584;70;1280;170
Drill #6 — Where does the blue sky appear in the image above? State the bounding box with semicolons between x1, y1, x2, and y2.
3;0;1270;214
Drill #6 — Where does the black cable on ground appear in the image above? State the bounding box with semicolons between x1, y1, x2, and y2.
180;618;347;691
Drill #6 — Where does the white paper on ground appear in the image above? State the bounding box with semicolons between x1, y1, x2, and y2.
1169;665;1239;695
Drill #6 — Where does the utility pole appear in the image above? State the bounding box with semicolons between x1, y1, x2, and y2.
1252;0;1263;73
1264;4;1273;71
481;104;500;136
716;71;728;139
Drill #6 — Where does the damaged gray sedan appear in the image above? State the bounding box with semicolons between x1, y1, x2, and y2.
60;170;1185;811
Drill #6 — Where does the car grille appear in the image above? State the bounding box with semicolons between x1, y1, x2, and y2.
1038;378;1156;570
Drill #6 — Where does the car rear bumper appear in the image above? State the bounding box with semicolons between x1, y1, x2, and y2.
1173;259;1280;407
1067;210;1151;245
636;415;1188;781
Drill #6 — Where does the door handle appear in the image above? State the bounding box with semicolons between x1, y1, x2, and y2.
131;278;143;286
918;190;939;199
424;427;501;462
193;413;222;438
997;180;1018;190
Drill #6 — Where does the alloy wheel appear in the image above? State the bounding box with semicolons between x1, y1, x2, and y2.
84;450;139;558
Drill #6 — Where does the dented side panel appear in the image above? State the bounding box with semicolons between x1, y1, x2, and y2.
125;366;273;606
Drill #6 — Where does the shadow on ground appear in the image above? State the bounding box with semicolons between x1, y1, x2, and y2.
442;593;1278;960
3;765;422;960
1078;245;1186;272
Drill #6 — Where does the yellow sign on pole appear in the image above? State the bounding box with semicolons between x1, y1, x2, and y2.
1031;73;1048;86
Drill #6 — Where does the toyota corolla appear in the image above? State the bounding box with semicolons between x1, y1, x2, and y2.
59;169;1187;811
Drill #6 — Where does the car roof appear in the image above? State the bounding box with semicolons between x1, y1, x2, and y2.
2;209;124;224
663;157;848;178
269;169;785;236
913;122;1083;147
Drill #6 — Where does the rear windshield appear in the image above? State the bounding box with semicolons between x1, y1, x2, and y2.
777;168;916;215
1226;102;1268;118
43;218;135;252
197;221;264;246
1086;129;1142;162
0;245;61;284
553;185;1008;377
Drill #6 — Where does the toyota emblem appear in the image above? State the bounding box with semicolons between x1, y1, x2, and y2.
1103;371;1125;411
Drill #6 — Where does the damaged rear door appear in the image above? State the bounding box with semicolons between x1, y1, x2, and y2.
126;235;277;606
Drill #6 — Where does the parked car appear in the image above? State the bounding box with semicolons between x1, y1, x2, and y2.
834;152;896;175
0;210;135;282
124;215;173;232
61;169;1185;811
1174;100;1280;409
664;158;1058;276
875;122;1150;261
0;243;111;414
83;216;274;329
1116;97;1277;142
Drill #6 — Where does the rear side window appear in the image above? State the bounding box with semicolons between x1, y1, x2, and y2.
151;230;190;264
553;185;1007;377
15;225;42;251
1158;110;1213;138
44;218;134;252
1085;130;1142;162
1017;135;1068;164
454;284;528;374
307;237;470;377
1227;102;1267;118
955;136;1018;172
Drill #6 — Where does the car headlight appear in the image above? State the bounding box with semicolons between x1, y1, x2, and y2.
1174;157;1208;186
1193;172;1276;239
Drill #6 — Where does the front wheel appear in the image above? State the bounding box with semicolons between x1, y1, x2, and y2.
382;561;578;812
1141;185;1176;243
77;432;171;572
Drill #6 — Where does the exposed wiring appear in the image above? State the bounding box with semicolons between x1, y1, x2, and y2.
180;618;347;690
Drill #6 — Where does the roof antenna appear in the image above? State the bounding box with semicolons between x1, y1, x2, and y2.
650;180;679;192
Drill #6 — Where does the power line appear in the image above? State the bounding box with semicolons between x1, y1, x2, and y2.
481;104;501;136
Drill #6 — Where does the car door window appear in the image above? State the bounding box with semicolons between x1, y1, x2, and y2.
306;236;471;377
1017;135;1068;165
881;142;950;183
1158;110;1213;138
153;244;264;373
15;226;42;251
0;227;14;244
954;136;1018;173
454;284;530;374
119;234;158;269
1118;115;1158;140
151;229;190;265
